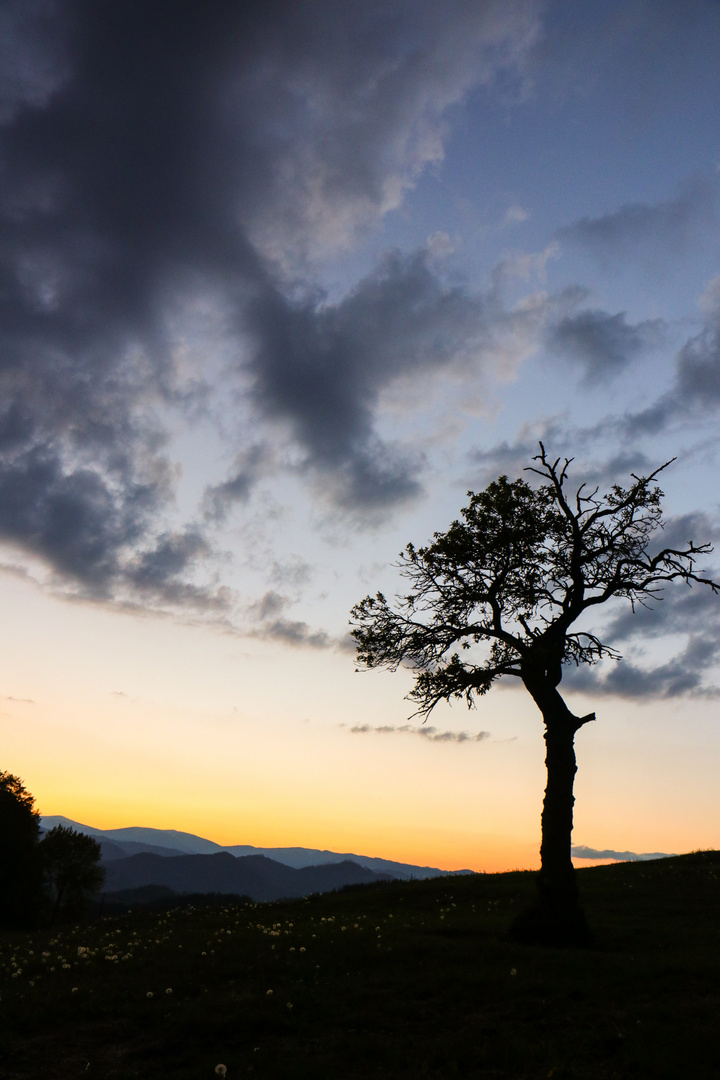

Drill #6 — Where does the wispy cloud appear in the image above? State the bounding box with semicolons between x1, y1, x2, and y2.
572;845;675;861
348;723;490;743
502;204;530;228
246;590;334;649
558;175;720;266
547;309;666;383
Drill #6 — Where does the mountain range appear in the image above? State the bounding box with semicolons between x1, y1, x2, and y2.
40;816;473;903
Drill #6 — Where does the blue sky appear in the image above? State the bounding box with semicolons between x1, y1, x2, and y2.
1;0;719;869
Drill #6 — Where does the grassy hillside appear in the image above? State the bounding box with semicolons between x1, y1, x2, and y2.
1;851;719;1079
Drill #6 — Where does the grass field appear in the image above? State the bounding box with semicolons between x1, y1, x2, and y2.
1;851;719;1079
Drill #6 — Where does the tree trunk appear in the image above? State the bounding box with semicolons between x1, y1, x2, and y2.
509;675;595;946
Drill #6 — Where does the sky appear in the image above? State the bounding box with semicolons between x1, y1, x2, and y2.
1;0;720;873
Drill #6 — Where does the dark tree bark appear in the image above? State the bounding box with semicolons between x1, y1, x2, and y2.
510;667;595;945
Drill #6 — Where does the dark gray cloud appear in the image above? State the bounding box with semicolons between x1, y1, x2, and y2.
548;309;665;383
600;288;720;438
247;590;332;649
558;175;719;265
253;618;333;651
203;445;272;524
569;645;719;700
349;722;490;743
244;248;505;509
572;845;675;861
470;269;720;480
0;0;539;604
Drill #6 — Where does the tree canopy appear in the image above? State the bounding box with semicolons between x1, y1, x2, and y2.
0;771;43;926
40;825;105;922
352;447;717;718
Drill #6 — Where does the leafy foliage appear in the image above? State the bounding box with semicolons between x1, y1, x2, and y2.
352;445;718;717
39;825;105;922
0;772;43;927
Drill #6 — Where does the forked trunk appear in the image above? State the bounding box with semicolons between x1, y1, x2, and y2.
509;675;595;946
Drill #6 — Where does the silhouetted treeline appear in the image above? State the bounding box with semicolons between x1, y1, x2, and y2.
0;771;104;927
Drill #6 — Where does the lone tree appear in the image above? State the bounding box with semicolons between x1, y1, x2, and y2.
351;445;719;945
39;825;105;923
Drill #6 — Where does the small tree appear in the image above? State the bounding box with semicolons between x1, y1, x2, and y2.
39;825;105;922
0;771;43;927
351;445;719;945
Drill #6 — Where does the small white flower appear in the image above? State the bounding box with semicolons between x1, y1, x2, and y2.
510;968;517;976
266;989;273;996
146;991;154;999
215;1066;227;1077
165;988;172;995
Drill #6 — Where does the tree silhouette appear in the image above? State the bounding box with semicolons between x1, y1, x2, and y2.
40;825;105;922
0;771;43;926
351;445;719;945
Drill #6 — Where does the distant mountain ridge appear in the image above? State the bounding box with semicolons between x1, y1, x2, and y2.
101;850;396;902
40;816;473;886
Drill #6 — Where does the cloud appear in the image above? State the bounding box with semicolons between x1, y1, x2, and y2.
548;309;665;383
572;845;675;861
502;204;530;227
2;695;34;704
244;247;522;510
558;175;720;265
254;618;333;650
349;723;490;743
566;560;720;700
469;270;720;487
469;426;657;492
203;445;272;523
246;590;333;649
0;0;542;603
596;281;720;438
